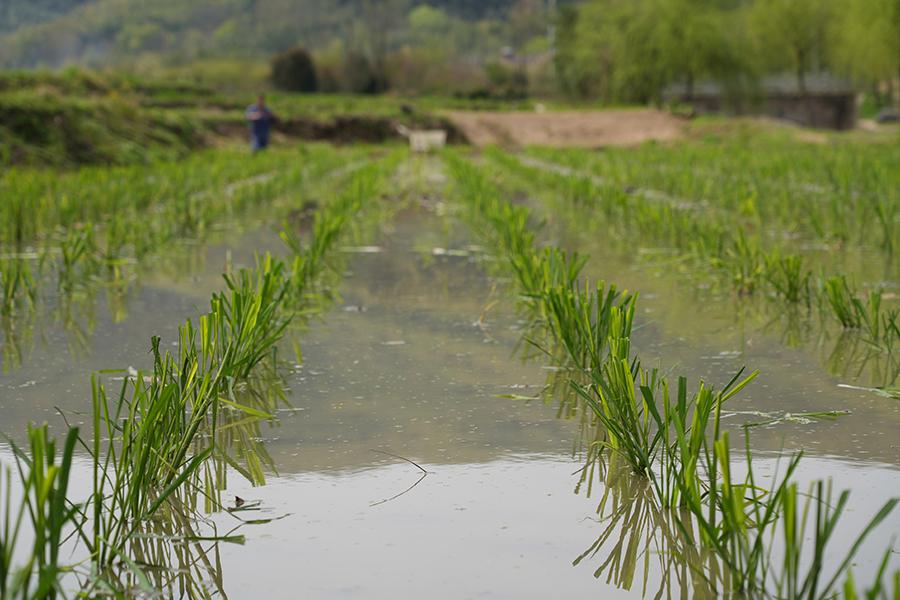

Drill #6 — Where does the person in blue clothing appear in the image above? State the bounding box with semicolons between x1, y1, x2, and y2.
245;95;277;152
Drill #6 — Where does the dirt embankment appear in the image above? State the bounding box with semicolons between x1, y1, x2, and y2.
209;115;467;145
442;109;686;147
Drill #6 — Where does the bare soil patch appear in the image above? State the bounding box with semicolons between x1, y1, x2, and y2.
442;109;686;147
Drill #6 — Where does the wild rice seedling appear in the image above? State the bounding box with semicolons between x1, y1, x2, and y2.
57;225;99;294
673;432;898;598
0;258;38;318
539;281;635;372
718;232;764;296
72;254;289;582
777;480;897;600
674;434;802;595
884;311;900;355
575;353;758;508
824;276;886;342
825;276;863;329
764;253;811;305
574;452;721;598
573;337;655;476
446;151;590;329
509;248;586;316
1;425;82;600
280;159;390;312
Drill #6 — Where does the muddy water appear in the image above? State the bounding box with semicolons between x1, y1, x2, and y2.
0;226;287;439
532;196;900;467
1;156;899;598
206;198;899;597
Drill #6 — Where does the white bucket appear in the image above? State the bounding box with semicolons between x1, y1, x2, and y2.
407;130;447;153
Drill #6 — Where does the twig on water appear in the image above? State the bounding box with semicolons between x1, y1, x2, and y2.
370;449;428;474
369;449;430;507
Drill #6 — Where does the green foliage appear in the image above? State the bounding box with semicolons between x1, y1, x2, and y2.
0;76;205;167
1;0;898;103
558;0;749;103
556;0;898;106
270;46;318;93
832;0;900;107
1;426;81;600
483;61;529;100
748;0;836;93
0;0;526;77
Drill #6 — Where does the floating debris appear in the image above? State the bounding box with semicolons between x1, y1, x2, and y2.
339;245;383;254
838;384;900;400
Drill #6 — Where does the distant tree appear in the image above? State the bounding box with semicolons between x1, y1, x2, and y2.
553;6;586;96
656;0;747;99
270;46;318;92
509;0;545;50
484;60;529;98
354;0;407;92
749;0;836;98
570;0;669;104
832;0;900;108
343;50;388;94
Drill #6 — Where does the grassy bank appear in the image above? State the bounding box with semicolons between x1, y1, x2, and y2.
0;69;485;167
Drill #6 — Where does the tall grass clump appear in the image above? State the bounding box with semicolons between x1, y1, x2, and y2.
81;256;289;581
672;432;899;598
1;426;81;599
0;258;38;318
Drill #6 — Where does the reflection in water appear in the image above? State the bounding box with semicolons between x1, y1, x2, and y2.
824;330;900;388
574;448;730;599
1;314;30;371
536;184;900;392
3;157;899;598
91;494;234;598
199;369;290;512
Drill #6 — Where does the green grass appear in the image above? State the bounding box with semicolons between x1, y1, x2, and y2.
1;425;80;600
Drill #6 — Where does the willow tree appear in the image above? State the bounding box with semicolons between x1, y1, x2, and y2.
833;0;900;108
749;0;836;99
558;0;743;104
656;0;747;99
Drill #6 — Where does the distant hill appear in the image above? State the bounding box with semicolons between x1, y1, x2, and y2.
0;0;538;69
0;0;91;35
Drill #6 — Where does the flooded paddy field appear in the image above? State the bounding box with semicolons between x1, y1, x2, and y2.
1;138;899;598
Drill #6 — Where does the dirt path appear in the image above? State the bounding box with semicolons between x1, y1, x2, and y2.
442;108;685;147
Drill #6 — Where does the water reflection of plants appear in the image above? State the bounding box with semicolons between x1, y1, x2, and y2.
575;452;721;599
447;151;899;598
487;148;900;361
514;158;900;392
0;145;369;372
0;154;400;597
